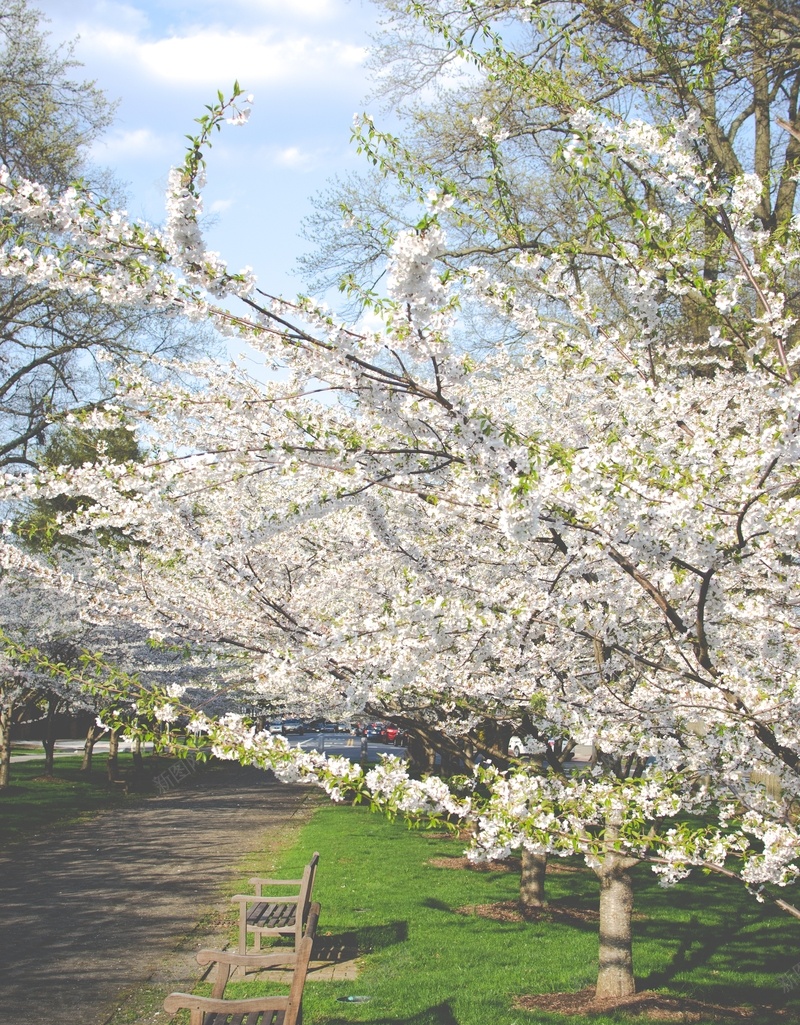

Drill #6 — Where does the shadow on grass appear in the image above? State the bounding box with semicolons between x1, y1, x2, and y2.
423;861;800;1017
633;871;800;1013
316;919;409;960
422;897;455;914
326;1000;460;1025
422;894;601;933
639;912;738;991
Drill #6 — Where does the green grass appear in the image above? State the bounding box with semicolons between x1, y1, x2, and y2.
212;802;800;1025
5;760;798;1024
0;752;197;847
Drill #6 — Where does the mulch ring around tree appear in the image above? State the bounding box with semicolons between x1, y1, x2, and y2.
428;854;521;872
456;898;599;924
513;989;791;1022
428;854;589;874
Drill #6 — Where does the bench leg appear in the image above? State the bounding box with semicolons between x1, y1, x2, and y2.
210;961;232;1000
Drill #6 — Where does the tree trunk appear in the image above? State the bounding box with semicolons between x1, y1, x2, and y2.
131;736;144;774
41;694;61;776
81;721;105;772
403;728;437;774
106;727;120;782
752;25;772;229
774;83;800;230
595;850;637;999
41;735;55;776
520;849;548;908
0;700;13;790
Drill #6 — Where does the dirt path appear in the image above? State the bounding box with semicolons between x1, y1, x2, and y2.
0;765;318;1025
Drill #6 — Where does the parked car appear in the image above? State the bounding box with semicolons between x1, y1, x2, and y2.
281;718;305;735
508;735;547;758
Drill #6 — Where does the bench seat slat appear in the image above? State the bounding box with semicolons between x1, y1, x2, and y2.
201;1013;285;1025
246;902;297;930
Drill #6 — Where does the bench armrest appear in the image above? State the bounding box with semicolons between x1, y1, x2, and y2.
248;877;302;886
231;893;300;906
196;948;298;969
164;994;287;1014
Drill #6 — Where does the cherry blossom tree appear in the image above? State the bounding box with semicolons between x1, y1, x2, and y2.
1;79;799;999
0;582;96;785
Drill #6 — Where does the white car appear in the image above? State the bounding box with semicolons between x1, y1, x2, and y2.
508;735;548;758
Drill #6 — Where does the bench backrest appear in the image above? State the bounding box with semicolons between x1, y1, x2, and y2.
294;852;320;944
285;900;319;1024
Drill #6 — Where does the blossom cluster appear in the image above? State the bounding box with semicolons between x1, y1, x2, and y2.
2;92;800;898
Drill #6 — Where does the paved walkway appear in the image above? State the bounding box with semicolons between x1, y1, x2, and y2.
0;766;319;1025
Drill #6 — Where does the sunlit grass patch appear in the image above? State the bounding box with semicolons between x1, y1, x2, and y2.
223;801;800;1025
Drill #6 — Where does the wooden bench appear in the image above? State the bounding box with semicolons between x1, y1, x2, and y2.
163;902;320;1025
231;852;319;955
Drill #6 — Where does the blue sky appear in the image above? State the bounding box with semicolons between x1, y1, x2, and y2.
35;0;383;296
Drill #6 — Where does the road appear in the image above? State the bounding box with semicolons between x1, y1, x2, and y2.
10;731;404;765
12;732;594;769
288;729;407;763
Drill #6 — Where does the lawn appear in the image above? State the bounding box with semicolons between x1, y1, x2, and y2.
216;801;800;1025
4;758;798;1023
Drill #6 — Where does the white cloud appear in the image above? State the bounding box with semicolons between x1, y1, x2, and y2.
92;0;150;32
224;0;340;18
76;26;366;90
208;198;233;214
91;127;172;161
273;146;321;171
